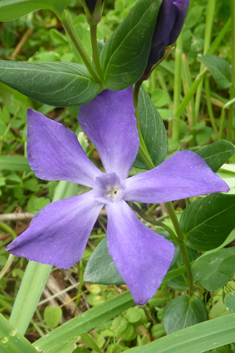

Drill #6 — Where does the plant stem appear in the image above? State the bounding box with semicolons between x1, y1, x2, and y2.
195;0;215;120
90;24;104;84
59;10;101;84
172;32;183;141
165;202;194;295
228;0;235;141
131;203;178;242
133;81;155;170
205;76;218;136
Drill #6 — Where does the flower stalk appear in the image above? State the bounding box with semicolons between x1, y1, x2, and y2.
90;24;104;85
59;9;101;84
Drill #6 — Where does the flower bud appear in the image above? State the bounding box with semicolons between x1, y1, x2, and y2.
144;0;189;78
83;0;104;25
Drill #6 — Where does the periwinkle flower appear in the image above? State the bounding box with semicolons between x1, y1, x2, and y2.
84;0;104;15
144;0;190;77
7;88;229;305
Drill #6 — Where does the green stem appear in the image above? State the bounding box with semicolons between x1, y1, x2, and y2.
59;10;101;84
228;0;235;141
165;202;194;296
133;81;155;170
0;221;16;240
131;203;178;242
205;76;218;136
172;32;183;141
90;24;104;84
195;0;215;121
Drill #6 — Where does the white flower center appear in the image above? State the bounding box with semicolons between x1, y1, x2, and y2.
93;172;125;204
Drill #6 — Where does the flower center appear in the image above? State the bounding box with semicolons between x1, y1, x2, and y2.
93;172;125;204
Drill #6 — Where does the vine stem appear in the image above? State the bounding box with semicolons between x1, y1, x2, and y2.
90;24;104;85
165;202;194;295
59;10;101;84
133;82;194;296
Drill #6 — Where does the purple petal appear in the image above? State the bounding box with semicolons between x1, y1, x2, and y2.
7;191;103;268
106;200;174;305
27;109;103;187
78;88;139;179
124;151;229;203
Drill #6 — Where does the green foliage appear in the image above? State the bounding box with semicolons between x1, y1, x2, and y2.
100;0;162;90
0;61;101;106
181;194;235;251
44;306;63;328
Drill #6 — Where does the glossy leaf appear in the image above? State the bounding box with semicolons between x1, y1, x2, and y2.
0;314;38;353
126;314;235;353
84;236;124;285
0;0;71;21
138;87;168;167
181;194;235;251
0;61;101;107
100;0;162;90
198;55;231;90
34;291;134;351
192;248;235;291
162;295;208;334
196;140;235;172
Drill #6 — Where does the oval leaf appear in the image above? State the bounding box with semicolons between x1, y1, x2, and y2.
0;61;101;107
138;87;168;167
0;0;71;21
100;0;162;90
192;248;235;291
198;55;231;90
162;294;208;334
225;292;235;314
84;236;125;285
181;193;235;251
44;306;62;329
196;140;235;172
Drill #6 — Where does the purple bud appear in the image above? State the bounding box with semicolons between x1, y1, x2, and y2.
145;0;189;76
85;0;104;13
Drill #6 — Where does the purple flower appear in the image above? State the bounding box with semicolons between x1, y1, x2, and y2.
144;0;190;76
7;88;229;305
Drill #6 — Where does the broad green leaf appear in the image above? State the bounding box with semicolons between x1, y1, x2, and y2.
0;0;71;21
0;61;101;107
127;314;235;353
181;194;235;251
192;248;235;291
162;295;208;334
198;55;231;90
44;306;62;328
0;314;38;353
196;140;235;172
34;291;134;351
0;155;30;171
100;0;162;90
225;292;235;314
84;236;124;285
138;87;168;167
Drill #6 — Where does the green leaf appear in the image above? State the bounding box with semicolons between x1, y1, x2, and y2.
138;87;168;166
126;314;235;353
100;0;162;90
0;61;101;107
196;140;235;172
0;314;38;353
225;292;235;314
198;55;232;90
34;291;134;351
181;194;235;251
0;155;30;171
0;0;71;21
84;236;124;285
44;306;62;329
192;248;235;291
162;295;208;334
